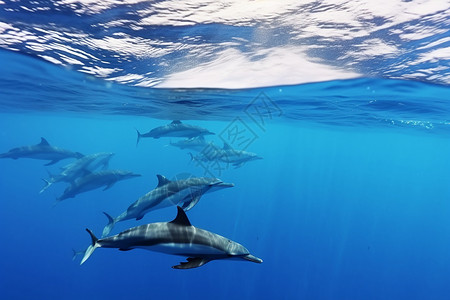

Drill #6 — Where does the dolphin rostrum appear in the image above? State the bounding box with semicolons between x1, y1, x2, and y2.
0;137;83;166
56;170;141;202
136;120;214;146
81;206;262;269
40;152;115;193
102;174;234;237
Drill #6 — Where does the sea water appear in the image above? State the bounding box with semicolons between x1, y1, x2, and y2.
1;1;450;300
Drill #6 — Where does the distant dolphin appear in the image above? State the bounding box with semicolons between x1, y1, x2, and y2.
102;174;234;237
0;137;83;166
169;136;211;152
81;206;262;269
40;152;115;193
56;170;141;202
190;143;263;168
136;120;214;146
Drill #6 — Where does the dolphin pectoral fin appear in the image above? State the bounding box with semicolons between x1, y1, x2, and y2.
233;162;245;168
45;159;60;166
172;257;210;269
103;183;115;191
119;248;132;251
136;215;144;221
181;195;201;211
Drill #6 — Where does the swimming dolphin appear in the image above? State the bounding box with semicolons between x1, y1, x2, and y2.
56;170;141;202
136;120;214;146
102;174;234;237
0;137;83;166
190;143;263;168
81;206;262;269
169;136;211;152
40;152;115;193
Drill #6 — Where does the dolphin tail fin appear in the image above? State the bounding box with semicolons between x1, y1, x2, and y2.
81;229;99;265
39;178;52;194
102;212;116;237
72;248;85;261
188;152;197;163
135;128;142;147
52;195;62;208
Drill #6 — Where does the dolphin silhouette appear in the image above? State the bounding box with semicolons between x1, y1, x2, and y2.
0;137;83;166
136;120;214;146
56;170;141;202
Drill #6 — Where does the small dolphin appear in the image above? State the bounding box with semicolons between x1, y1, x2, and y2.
56;170;141;202
169;136;211;152
102;174;233;237
81;206;262;269
0;137;83;166
136;120;214;146
191;143;263;168
40;152;115;193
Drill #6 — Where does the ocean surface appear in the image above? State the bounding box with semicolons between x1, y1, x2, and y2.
1;1;450;300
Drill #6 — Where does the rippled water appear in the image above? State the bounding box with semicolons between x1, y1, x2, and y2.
1;0;449;88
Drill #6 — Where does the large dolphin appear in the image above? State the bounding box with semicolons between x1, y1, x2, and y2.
0;137;83;166
40;152;115;193
81;206;262;269
56;170;141;202
102;174;234;237
136;120;214;146
191;143;263;168
169;136;211;152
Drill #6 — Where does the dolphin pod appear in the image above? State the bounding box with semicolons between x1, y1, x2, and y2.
40;152;115;193
81;206;262;269
1;121;263;269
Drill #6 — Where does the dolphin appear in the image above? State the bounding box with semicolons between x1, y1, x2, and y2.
136;120;214;146
56;170;141;202
191;143;263;168
169;136;211;152
0;137;83;166
40;152;115;193
102;174;234;237
81;206;262;269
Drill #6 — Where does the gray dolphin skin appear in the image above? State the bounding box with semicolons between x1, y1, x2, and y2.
136;120;214;146
81;206;262;269
40;152;115;193
191;143;263;168
102;174;234;237
56;170;141;202
169;136;211;152
0;137;83;166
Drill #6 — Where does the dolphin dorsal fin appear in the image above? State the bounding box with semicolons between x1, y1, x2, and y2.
156;174;171;187
171;120;182;125
170;206;192;226
223;143;232;150
39;137;50;146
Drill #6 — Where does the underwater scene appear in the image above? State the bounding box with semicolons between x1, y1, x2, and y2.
0;1;450;299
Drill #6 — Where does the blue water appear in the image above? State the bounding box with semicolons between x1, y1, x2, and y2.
1;1;450;300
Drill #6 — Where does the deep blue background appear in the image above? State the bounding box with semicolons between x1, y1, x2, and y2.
1;111;450;299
